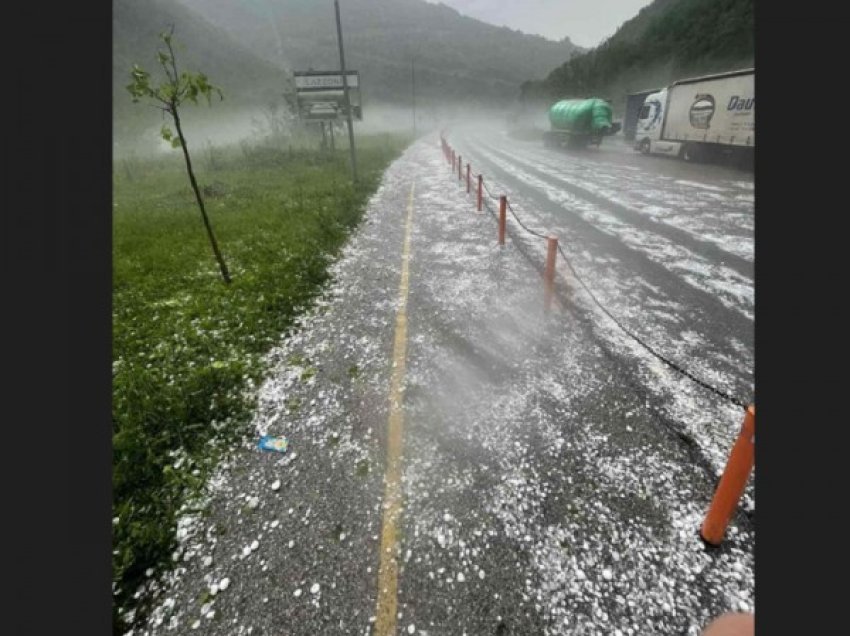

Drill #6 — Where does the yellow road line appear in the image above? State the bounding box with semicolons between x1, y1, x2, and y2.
374;182;416;636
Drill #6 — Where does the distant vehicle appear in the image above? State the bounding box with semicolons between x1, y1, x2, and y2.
634;68;754;165
623;89;659;141
543;98;622;149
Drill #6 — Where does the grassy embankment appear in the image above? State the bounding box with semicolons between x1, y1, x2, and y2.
112;133;409;629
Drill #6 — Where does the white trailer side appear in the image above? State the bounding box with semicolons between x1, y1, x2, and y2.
662;69;754;147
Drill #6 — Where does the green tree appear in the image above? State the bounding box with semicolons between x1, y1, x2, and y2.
527;0;753;103
127;26;232;284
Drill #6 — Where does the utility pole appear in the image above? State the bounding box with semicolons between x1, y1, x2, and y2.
334;0;358;183
411;54;416;138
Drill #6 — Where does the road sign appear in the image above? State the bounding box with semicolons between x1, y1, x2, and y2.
294;70;362;121
294;71;360;91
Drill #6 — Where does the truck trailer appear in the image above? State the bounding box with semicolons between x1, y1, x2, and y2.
634;68;754;164
543;98;621;150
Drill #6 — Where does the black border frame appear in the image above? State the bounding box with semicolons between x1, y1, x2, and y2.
5;0;112;633
756;2;845;633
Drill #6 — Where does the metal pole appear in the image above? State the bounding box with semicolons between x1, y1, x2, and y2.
334;0;358;182
330;121;335;151
411;55;416;138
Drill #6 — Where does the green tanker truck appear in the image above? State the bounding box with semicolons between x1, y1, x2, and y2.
543;98;621;149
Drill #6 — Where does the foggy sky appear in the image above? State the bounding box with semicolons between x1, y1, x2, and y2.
425;0;654;48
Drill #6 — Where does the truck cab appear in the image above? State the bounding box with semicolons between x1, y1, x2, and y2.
634;88;683;157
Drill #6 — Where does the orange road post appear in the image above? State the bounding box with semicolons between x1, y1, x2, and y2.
466;163;471;193
477;175;483;211
458;155;462;181
498;196;507;246
700;405;756;546
544;235;558;312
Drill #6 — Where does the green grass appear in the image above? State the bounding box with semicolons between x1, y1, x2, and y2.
112;133;409;632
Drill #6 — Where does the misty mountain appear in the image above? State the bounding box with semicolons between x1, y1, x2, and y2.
113;0;285;141
520;0;753;112
174;0;582;107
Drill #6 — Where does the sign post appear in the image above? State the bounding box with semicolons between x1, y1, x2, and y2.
334;0;358;183
293;71;362;121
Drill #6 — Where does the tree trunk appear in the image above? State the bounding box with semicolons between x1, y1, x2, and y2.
171;107;232;284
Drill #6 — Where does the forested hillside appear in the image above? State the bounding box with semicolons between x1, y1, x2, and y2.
115;0;584;151
176;0;581;105
520;0;753;114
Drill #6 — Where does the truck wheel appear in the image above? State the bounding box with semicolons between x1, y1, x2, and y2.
638;139;650;154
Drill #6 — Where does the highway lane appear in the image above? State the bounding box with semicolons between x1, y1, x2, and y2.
449;126;754;475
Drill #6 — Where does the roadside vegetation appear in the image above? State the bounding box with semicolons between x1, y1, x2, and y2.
112;132;409;631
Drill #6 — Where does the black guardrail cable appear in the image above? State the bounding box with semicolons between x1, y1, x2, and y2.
506;200;551;240
449;140;750;411
553;242;749;409
481;174;551;238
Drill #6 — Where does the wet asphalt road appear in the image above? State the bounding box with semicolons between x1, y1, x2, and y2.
133;129;754;636
449;128;754;473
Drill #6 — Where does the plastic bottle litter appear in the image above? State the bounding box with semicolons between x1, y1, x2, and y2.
258;436;289;453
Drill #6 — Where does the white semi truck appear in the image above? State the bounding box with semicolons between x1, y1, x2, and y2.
634;68;754;165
